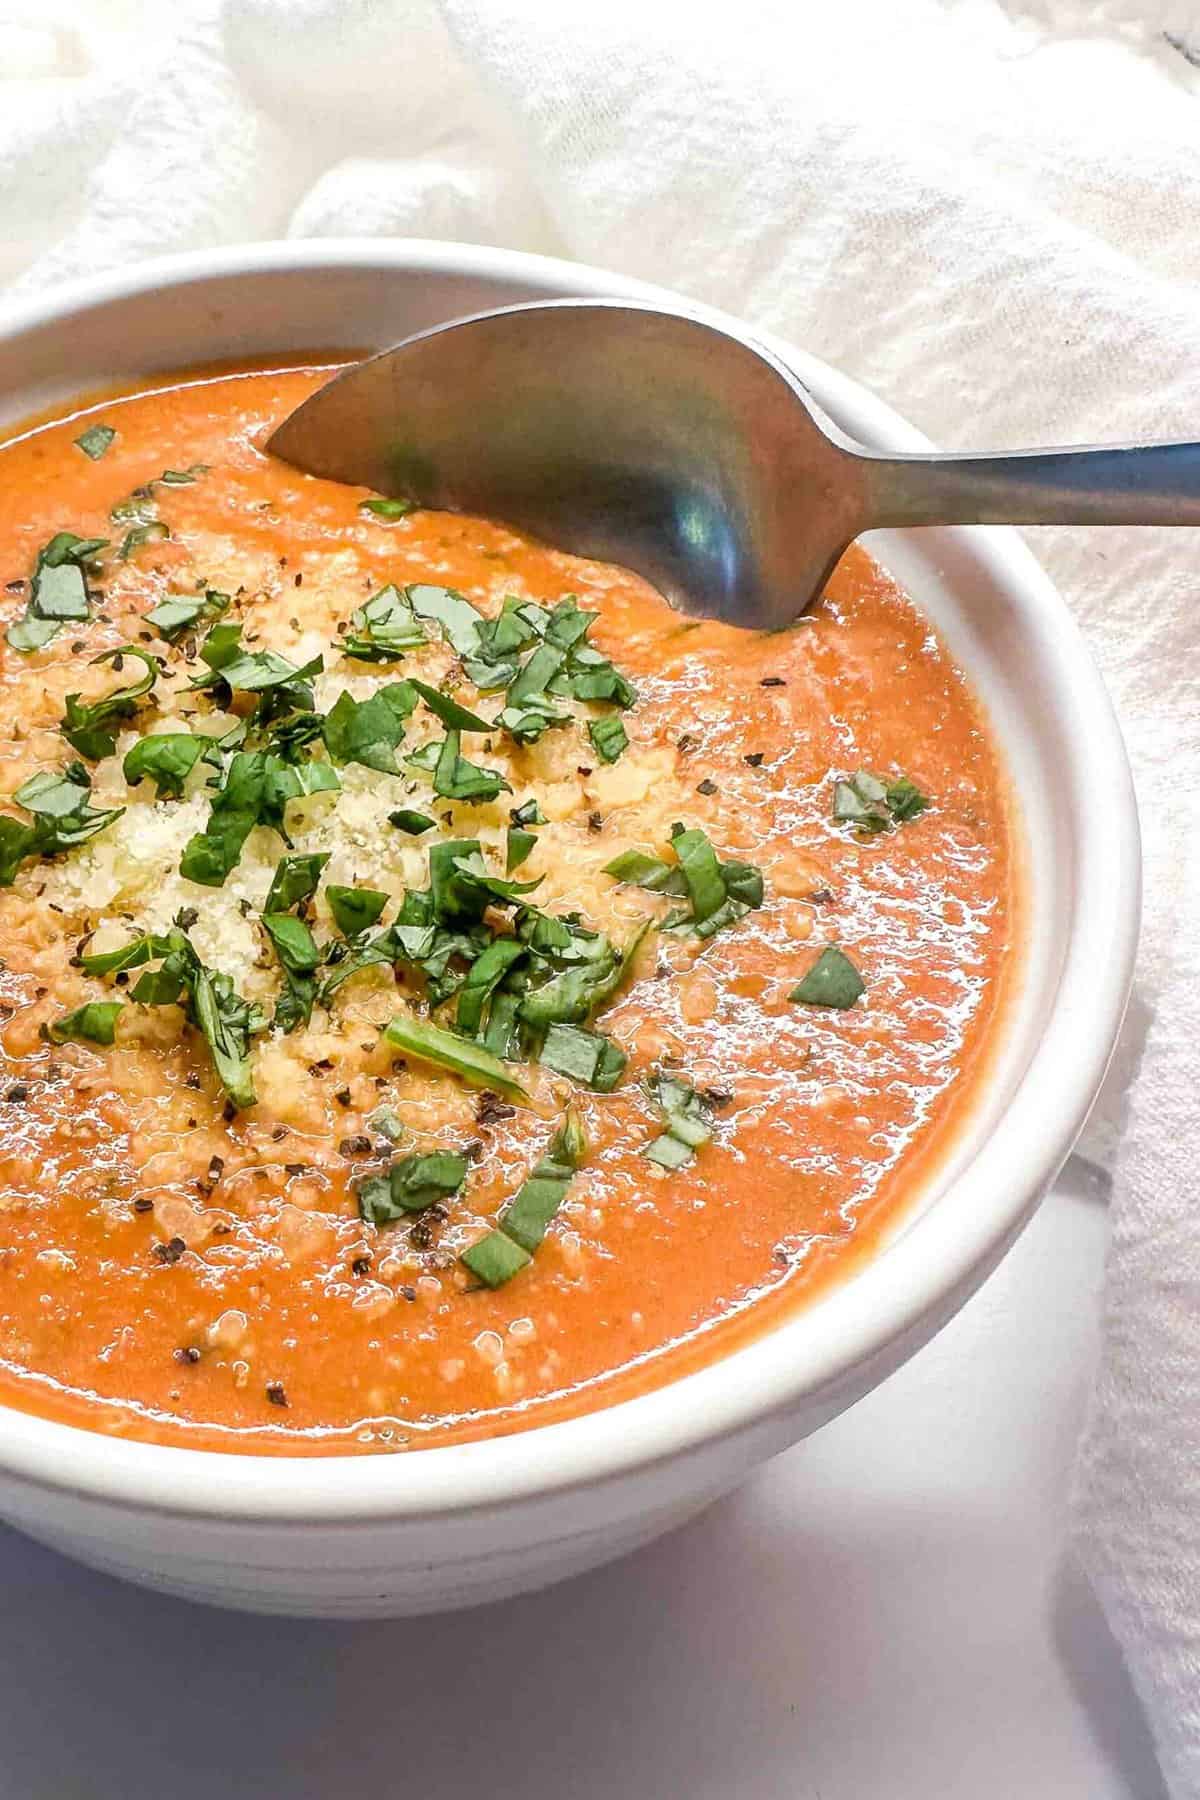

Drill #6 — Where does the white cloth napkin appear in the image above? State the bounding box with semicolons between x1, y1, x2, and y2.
3;0;1200;1785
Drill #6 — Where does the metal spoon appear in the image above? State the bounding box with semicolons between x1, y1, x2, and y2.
268;297;1200;630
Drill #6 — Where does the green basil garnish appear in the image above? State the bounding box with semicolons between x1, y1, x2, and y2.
408;678;492;733
459;1229;530;1287
118;521;170;560
5;532;106;653
406;583;486;657
789;946;865;1010
126;924;265;1107
264;852;329;915
384;1014;528;1101
74;424;116;461
833;769;929;833
538;1021;627;1091
642;1074;713;1168
461;1110;587;1288
62;646;159;761
49;1000;124;1045
322;683;417;775
506;827;536;872
0;763;123;884
359;497;414;520
388;808;435;835
179;751;312;887
327;885;388;939
498;1111;586;1253
261;911;321;1032
588;715;628;763
123;732;217;799
356;1151;467;1223
428;730;510;804
144;589;230;643
341;586;427;662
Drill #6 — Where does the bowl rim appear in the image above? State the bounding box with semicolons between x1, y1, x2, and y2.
0;238;1140;1523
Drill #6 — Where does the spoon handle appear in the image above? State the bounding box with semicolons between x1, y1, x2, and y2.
859;440;1200;529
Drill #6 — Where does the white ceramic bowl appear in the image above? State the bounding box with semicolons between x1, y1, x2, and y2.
0;242;1139;1616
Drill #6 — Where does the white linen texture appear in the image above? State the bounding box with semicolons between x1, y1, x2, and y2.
2;0;1199;1789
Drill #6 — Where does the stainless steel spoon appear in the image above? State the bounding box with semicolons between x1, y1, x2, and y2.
268;297;1200;630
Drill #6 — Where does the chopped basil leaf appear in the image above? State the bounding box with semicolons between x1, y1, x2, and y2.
495;698;568;745
408;677;492;733
144;589;231;644
507;640;566;706
62;646;159;760
322;683;417;775
6;532;106;653
264;852;329;915
566;653;636;709
499;1111;586;1252
602;848;687;896
455;937;527;1038
0;763;123;883
80;932;171;976
327;885;388;939
188;961;265;1108
388;808;435;835
317;932;402;1006
262;912;321;1032
833;769;928;832
460;1110;586;1286
263;709;324;763
428;837;488;926
539;1022;627;1091
789;945;865;1010
118;520;170;559
519;917;649;1043
384;1014;528;1101
357;1150;467;1223
49;1000;123;1045
608;826;762;940
261;912;320;973
461;1229;531;1287
643;1074;713;1168
341;586;427;662
671;826;727;923
15;763;96;818
0;817;38;885
438;845;543;919
128;926;264;1107
510;798;546;828
179;751;309;887
216;648;323;696
506;827;536;872
157;464;208;486
406;583;486;657
886;775;929;822
291;759;341;796
588;715;628;763
359;497;415;520
74;423;116;460
427;729;511;803
123;732;216;799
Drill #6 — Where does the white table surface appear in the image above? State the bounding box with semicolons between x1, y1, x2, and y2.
0;1159;1167;1800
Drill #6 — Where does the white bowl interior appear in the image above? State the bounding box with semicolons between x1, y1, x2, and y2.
0;244;1138;1525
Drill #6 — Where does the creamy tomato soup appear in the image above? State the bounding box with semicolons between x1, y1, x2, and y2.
0;363;1018;1454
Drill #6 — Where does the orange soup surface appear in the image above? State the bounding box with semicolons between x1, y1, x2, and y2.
0;364;1018;1453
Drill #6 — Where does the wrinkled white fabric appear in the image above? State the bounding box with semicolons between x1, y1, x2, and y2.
2;0;1199;1786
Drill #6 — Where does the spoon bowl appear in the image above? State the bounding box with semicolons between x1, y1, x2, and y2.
268;299;863;629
